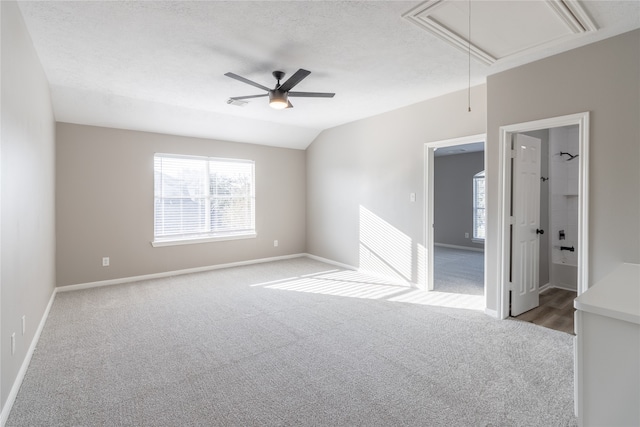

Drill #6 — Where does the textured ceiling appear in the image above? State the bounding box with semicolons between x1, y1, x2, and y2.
16;1;640;149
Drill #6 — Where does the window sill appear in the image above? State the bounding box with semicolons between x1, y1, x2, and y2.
152;232;257;247
472;238;485;244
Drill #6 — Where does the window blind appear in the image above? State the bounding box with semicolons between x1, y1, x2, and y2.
154;154;255;243
473;171;486;240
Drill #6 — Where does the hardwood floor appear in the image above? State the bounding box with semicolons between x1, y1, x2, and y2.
514;288;577;334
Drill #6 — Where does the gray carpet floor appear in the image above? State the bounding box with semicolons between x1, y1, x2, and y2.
434;246;484;295
7;257;576;426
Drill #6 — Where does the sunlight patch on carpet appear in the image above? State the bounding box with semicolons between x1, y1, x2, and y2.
252;269;484;311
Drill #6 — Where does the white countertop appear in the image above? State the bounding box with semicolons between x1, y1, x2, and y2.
574;263;640;325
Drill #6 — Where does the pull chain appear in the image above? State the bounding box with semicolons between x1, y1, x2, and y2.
468;0;472;113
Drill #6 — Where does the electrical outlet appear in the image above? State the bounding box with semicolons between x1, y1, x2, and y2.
465;232;470;238
11;333;15;355
274;240;279;247
102;257;110;267
22;315;25;335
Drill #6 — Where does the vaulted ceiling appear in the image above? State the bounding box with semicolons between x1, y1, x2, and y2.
17;1;640;149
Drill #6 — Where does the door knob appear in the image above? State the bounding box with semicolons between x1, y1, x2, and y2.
536;229;544;235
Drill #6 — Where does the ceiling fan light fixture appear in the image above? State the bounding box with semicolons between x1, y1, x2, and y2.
269;90;288;110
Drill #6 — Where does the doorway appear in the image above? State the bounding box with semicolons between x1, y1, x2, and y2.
425;134;487;308
497;113;589;320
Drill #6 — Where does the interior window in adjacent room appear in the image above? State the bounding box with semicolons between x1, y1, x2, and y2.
473;170;485;242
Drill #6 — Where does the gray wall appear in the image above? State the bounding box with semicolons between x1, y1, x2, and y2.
1;1;56;410
306;85;487;285
56;123;306;287
486;29;640;312
434;151;484;250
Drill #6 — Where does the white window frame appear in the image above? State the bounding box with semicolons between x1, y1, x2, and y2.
473;170;485;243
152;153;256;247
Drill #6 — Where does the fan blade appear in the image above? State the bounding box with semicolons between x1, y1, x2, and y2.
278;69;311;92
288;91;335;98
224;72;270;92
230;94;268;100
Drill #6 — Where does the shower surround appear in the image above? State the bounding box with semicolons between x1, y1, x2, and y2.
549;125;579;290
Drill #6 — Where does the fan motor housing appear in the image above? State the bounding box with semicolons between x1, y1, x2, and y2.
268;89;288;109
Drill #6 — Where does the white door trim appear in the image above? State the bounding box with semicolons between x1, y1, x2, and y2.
424;134;486;304
497;112;590;319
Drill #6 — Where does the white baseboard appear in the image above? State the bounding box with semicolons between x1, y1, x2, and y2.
549;284;578;292
538;282;552;293
304;254;419;287
484;308;498;318
57;253;308;292
434;243;484;253
357;268;415;287
1;288;57;427
304;253;357;271
539;283;577;293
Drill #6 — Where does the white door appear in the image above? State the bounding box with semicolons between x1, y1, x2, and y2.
511;134;542;316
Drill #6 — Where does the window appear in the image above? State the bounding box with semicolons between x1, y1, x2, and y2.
153;154;255;246
473;170;485;241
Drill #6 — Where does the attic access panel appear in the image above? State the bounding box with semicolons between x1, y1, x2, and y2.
403;0;597;65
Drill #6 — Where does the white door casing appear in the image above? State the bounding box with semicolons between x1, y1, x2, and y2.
511;133;542;316
497;112;589;320
423;134;486;299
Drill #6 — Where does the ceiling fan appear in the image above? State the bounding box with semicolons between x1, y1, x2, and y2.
225;69;335;110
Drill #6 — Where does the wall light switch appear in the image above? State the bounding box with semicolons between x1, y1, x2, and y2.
102;257;110;267
410;193;416;202
465;232;470;238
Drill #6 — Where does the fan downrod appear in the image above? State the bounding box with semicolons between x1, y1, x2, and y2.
272;71;285;85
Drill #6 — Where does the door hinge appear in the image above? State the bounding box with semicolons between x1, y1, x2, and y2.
511;149;517;158
509;216;515;225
